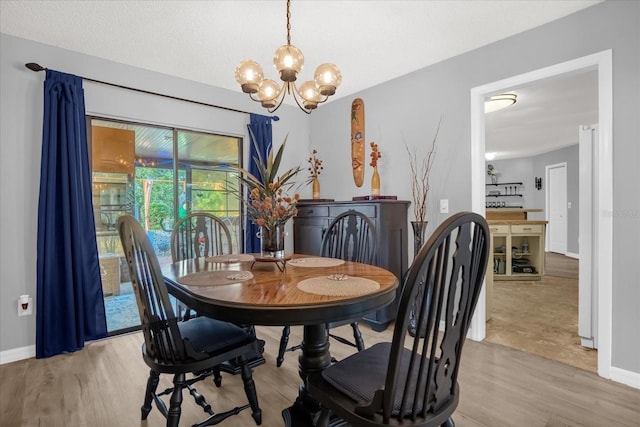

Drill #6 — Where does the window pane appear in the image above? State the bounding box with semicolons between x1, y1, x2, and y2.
89;118;242;335
177;129;242;252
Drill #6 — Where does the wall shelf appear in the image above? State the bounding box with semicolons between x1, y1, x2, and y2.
486;182;523;186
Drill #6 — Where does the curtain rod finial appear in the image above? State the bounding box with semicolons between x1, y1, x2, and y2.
25;63;46;72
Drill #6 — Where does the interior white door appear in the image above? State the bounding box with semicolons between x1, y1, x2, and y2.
579;125;598;349
546;163;568;254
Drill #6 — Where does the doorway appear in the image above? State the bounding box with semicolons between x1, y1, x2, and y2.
469;50;613;378
546;162;568;254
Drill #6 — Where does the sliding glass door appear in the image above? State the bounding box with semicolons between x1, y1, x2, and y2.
89;118;242;334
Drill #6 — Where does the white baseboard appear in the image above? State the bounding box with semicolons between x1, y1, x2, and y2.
610;366;640;390
566;251;579;259
0;345;35;365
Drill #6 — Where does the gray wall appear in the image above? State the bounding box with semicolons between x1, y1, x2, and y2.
309;1;639;373
1;0;638;376
0;33;311;354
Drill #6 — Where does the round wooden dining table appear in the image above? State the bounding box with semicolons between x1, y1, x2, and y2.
162;254;399;427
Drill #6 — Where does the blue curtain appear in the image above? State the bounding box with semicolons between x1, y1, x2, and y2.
36;70;107;358
245;113;278;253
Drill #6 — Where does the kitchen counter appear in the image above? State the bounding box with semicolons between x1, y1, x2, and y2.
486;208;543;221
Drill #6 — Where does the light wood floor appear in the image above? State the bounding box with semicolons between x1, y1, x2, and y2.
486;252;597;373
1;323;638;427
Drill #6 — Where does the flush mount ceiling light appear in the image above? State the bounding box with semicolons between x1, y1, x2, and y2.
484;93;517;113
234;0;342;114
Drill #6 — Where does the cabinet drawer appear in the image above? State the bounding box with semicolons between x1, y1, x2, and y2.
511;224;543;234
329;205;376;218
488;225;509;234
297;206;329;217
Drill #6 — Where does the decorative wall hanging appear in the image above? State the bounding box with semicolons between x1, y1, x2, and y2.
351;98;365;187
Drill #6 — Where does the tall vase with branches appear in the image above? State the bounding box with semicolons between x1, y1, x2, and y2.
405;118;441;338
405;119;441;254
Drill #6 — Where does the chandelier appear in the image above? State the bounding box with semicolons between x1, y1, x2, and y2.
234;0;342;114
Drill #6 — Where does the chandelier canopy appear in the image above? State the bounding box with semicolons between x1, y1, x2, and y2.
234;0;342;114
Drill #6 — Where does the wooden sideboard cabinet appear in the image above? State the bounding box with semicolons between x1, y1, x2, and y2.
293;200;410;331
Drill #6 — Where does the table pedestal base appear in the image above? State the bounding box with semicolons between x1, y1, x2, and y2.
281;324;348;427
282;402;347;427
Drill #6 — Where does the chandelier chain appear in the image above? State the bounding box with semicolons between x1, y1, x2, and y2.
286;0;291;45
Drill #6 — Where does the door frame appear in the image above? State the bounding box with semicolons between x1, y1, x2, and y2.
545;162;568;254
469;50;613;378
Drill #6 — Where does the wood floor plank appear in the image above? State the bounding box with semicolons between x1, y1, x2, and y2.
1;324;638;427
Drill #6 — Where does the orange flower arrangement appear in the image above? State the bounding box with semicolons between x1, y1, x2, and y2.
307;149;323;178
369;142;381;167
248;187;300;229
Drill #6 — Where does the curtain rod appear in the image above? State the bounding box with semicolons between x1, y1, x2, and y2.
25;62;252;116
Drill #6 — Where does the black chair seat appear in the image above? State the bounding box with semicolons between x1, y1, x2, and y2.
320;343;457;418
179;316;253;355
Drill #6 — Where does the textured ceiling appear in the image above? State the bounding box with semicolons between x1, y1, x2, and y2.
1;0;602;159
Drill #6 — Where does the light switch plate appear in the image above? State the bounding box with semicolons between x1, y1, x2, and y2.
440;199;449;214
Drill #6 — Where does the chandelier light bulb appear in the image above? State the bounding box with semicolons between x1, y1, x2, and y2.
258;79;281;108
273;44;304;82
298;81;321;110
235;60;264;94
314;63;342;96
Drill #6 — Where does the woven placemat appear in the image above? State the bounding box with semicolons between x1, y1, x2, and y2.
205;254;255;263
288;257;346;268
177;270;254;287
297;276;380;296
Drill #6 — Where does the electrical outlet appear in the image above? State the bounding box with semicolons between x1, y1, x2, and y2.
440;199;449;214
18;296;33;316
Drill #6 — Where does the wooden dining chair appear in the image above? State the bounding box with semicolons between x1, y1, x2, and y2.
169;212;265;381
276;210;377;367
117;215;262;427
170;212;233;262
307;212;490;427
170;213;233;320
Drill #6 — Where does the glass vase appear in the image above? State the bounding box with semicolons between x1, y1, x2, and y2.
259;224;286;259
408;220;428;338
371;166;380;196
411;221;428;257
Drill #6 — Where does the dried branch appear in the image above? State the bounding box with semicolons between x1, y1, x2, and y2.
404;118;442;223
